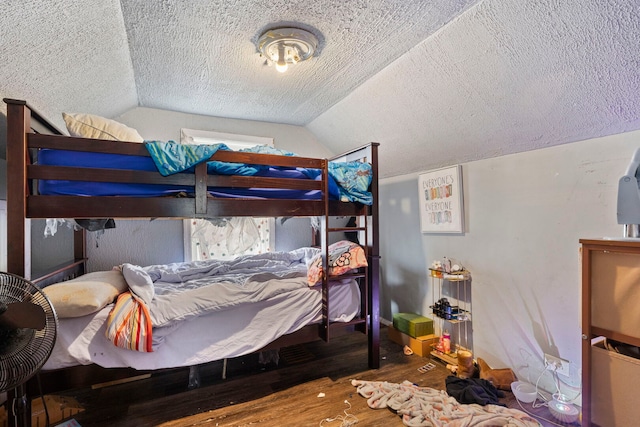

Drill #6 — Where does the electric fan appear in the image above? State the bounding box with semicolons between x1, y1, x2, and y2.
0;272;57;425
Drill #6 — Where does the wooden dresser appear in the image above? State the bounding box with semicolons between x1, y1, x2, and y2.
581;239;640;426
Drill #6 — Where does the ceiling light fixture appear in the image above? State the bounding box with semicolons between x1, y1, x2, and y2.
258;27;318;73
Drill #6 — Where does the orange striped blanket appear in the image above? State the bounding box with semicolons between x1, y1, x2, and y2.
105;291;153;352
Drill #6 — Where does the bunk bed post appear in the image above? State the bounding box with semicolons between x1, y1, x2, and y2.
368;142;380;369
194;161;208;215
5;99;30;279
320;159;330;342
4;98;33;427
74;227;86;263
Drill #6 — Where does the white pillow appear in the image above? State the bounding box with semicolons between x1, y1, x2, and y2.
62;112;144;142
43;270;129;318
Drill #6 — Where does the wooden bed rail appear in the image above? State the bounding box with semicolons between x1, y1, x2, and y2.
4;98;66;135
6;99;374;220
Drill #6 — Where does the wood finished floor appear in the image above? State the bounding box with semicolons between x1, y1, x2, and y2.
36;327;580;427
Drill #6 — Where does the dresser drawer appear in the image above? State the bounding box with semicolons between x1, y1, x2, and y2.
591;251;640;341
591;341;640;427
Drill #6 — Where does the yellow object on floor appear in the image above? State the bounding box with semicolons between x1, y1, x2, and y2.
387;325;437;357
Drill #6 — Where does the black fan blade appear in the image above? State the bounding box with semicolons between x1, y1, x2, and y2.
0;301;46;330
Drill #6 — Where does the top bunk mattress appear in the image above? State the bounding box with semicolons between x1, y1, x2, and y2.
37;149;326;200
36;145;373;204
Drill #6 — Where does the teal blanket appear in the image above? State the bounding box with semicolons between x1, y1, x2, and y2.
144;141;373;205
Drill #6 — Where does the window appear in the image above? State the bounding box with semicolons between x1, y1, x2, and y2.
180;128;273;149
180;129;275;261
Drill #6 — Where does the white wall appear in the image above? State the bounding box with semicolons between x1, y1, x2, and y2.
85;107;329;271
118;107;332;158
380;129;640;398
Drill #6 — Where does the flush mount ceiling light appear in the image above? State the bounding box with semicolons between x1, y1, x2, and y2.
258;27;318;73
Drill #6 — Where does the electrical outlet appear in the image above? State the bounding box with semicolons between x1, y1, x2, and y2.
544;353;570;376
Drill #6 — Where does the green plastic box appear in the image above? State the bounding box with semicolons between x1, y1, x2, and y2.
392;313;434;338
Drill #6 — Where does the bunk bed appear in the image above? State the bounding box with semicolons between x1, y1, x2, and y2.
4;98;380;425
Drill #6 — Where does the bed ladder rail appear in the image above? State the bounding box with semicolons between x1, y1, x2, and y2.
314;143;380;369
314;212;370;344
314;214;380;369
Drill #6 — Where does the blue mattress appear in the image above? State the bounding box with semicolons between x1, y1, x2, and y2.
37;149;333;200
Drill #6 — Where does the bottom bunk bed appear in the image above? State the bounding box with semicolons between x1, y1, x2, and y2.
14;244;373;427
42;245;367;372
18;242;376;424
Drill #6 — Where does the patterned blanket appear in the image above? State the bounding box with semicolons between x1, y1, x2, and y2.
144;141;373;204
352;380;541;427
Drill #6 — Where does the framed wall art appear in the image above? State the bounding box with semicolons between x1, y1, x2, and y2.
418;165;465;233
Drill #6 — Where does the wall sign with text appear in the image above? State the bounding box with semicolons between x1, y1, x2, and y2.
418;165;464;233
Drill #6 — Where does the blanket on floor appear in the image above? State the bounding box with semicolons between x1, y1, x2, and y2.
352;379;540;427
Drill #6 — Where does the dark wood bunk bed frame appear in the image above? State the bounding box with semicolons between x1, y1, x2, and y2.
4;98;380;426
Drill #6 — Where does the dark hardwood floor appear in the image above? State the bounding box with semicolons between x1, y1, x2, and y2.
22;326;580;427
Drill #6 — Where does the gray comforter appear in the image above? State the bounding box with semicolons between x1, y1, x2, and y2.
121;247;320;330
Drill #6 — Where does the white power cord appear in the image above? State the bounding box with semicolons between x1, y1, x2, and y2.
514;361;581;426
531;363;552;409
514;397;568;427
319;400;359;427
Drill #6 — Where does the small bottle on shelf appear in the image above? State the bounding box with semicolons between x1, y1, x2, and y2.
443;330;451;353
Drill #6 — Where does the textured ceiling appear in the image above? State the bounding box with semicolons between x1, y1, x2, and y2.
310;0;640;177
1;0;639;178
120;0;479;125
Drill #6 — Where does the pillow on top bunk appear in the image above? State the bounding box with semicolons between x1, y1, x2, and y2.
43;270;129;318
307;240;368;286
62;112;144;142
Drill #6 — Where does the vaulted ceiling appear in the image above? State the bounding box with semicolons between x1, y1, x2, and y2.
2;0;639;178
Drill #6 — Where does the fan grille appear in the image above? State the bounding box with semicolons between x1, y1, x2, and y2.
0;272;57;392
